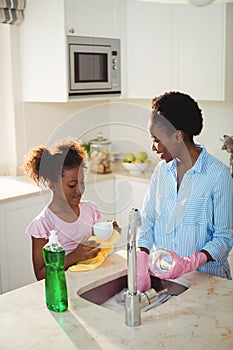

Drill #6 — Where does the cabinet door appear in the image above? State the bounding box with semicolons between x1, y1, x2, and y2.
83;178;115;222
0;192;51;293
126;0;173;98
126;1;232;101
175;3;226;100
115;178;149;250
20;0;68;102
65;0;124;38
20;0;125;102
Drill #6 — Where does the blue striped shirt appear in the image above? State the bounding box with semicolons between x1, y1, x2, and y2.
138;145;233;279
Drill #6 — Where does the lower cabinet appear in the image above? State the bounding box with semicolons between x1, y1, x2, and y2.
0;192;51;294
115;178;149;250
83;177;116;222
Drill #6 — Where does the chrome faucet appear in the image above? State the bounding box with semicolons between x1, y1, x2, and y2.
125;208;167;327
125;208;141;326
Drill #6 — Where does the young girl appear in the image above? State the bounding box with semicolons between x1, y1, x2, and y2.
24;137;119;281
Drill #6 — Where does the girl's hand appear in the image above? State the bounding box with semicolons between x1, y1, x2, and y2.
73;240;101;262
110;220;121;234
64;240;101;269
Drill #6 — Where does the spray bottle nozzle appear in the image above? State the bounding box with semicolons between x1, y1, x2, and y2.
49;230;58;245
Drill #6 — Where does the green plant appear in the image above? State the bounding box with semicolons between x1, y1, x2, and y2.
81;142;91;157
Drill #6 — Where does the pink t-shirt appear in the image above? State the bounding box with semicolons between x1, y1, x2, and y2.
26;200;103;255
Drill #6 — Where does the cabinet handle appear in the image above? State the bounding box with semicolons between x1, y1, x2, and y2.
69;28;75;34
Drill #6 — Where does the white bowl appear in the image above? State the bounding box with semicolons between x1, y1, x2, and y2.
93;221;113;240
122;161;151;174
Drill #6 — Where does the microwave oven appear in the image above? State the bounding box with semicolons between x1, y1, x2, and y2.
67;36;121;97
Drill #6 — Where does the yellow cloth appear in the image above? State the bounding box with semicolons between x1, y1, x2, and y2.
68;230;120;272
89;229;120;248
68;247;112;272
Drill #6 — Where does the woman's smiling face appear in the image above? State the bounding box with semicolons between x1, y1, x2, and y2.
149;118;177;163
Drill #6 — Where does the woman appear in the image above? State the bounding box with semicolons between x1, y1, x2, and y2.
137;91;233;292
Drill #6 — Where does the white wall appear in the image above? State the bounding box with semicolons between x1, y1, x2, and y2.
0;26;17;175
22;100;154;162
22;100;112;149
21;98;233;169
0;23;232;175
196;100;233;165
0;25;26;176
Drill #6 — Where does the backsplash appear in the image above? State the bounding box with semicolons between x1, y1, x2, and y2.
22;99;233;165
0;98;232;176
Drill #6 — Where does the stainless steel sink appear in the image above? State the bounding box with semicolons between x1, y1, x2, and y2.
79;275;189;306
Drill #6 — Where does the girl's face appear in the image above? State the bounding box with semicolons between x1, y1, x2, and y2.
149;120;177;163
53;166;85;208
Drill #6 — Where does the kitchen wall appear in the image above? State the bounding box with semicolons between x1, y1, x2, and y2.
0;23;232;176
0;25;18;175
21;98;233;168
22;100;154;161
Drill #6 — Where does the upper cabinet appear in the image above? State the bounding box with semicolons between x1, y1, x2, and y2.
65;0;124;38
20;0;125;102
126;0;233;101
174;3;233;101
126;1;174;99
20;0;232;102
20;0;67;102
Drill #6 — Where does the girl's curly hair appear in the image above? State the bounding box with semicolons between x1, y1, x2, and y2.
23;137;87;186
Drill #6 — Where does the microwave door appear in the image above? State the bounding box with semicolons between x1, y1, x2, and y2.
70;45;112;91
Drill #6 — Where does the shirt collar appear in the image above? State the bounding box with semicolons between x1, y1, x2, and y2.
167;143;206;174
192;144;206;173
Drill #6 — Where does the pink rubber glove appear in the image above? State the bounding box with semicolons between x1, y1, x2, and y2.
136;250;151;292
150;250;207;279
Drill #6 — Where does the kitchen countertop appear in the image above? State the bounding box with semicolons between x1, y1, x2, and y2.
0;250;232;350
0;160;156;203
0;176;47;203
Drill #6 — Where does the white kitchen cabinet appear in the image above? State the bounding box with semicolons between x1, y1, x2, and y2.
126;1;233;101
20;0;68;102
126;1;173;99
83;177;115;222
115;177;149;250
174;3;233;101
65;0;124;38
20;0;125;102
0;191;51;294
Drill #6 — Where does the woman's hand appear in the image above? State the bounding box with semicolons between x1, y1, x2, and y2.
136;250;151;292
149;249;207;279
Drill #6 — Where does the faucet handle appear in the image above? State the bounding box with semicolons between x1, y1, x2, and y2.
135;208;141;226
128;208;141;241
128;208;141;226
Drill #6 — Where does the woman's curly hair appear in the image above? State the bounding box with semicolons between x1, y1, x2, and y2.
152;91;203;138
